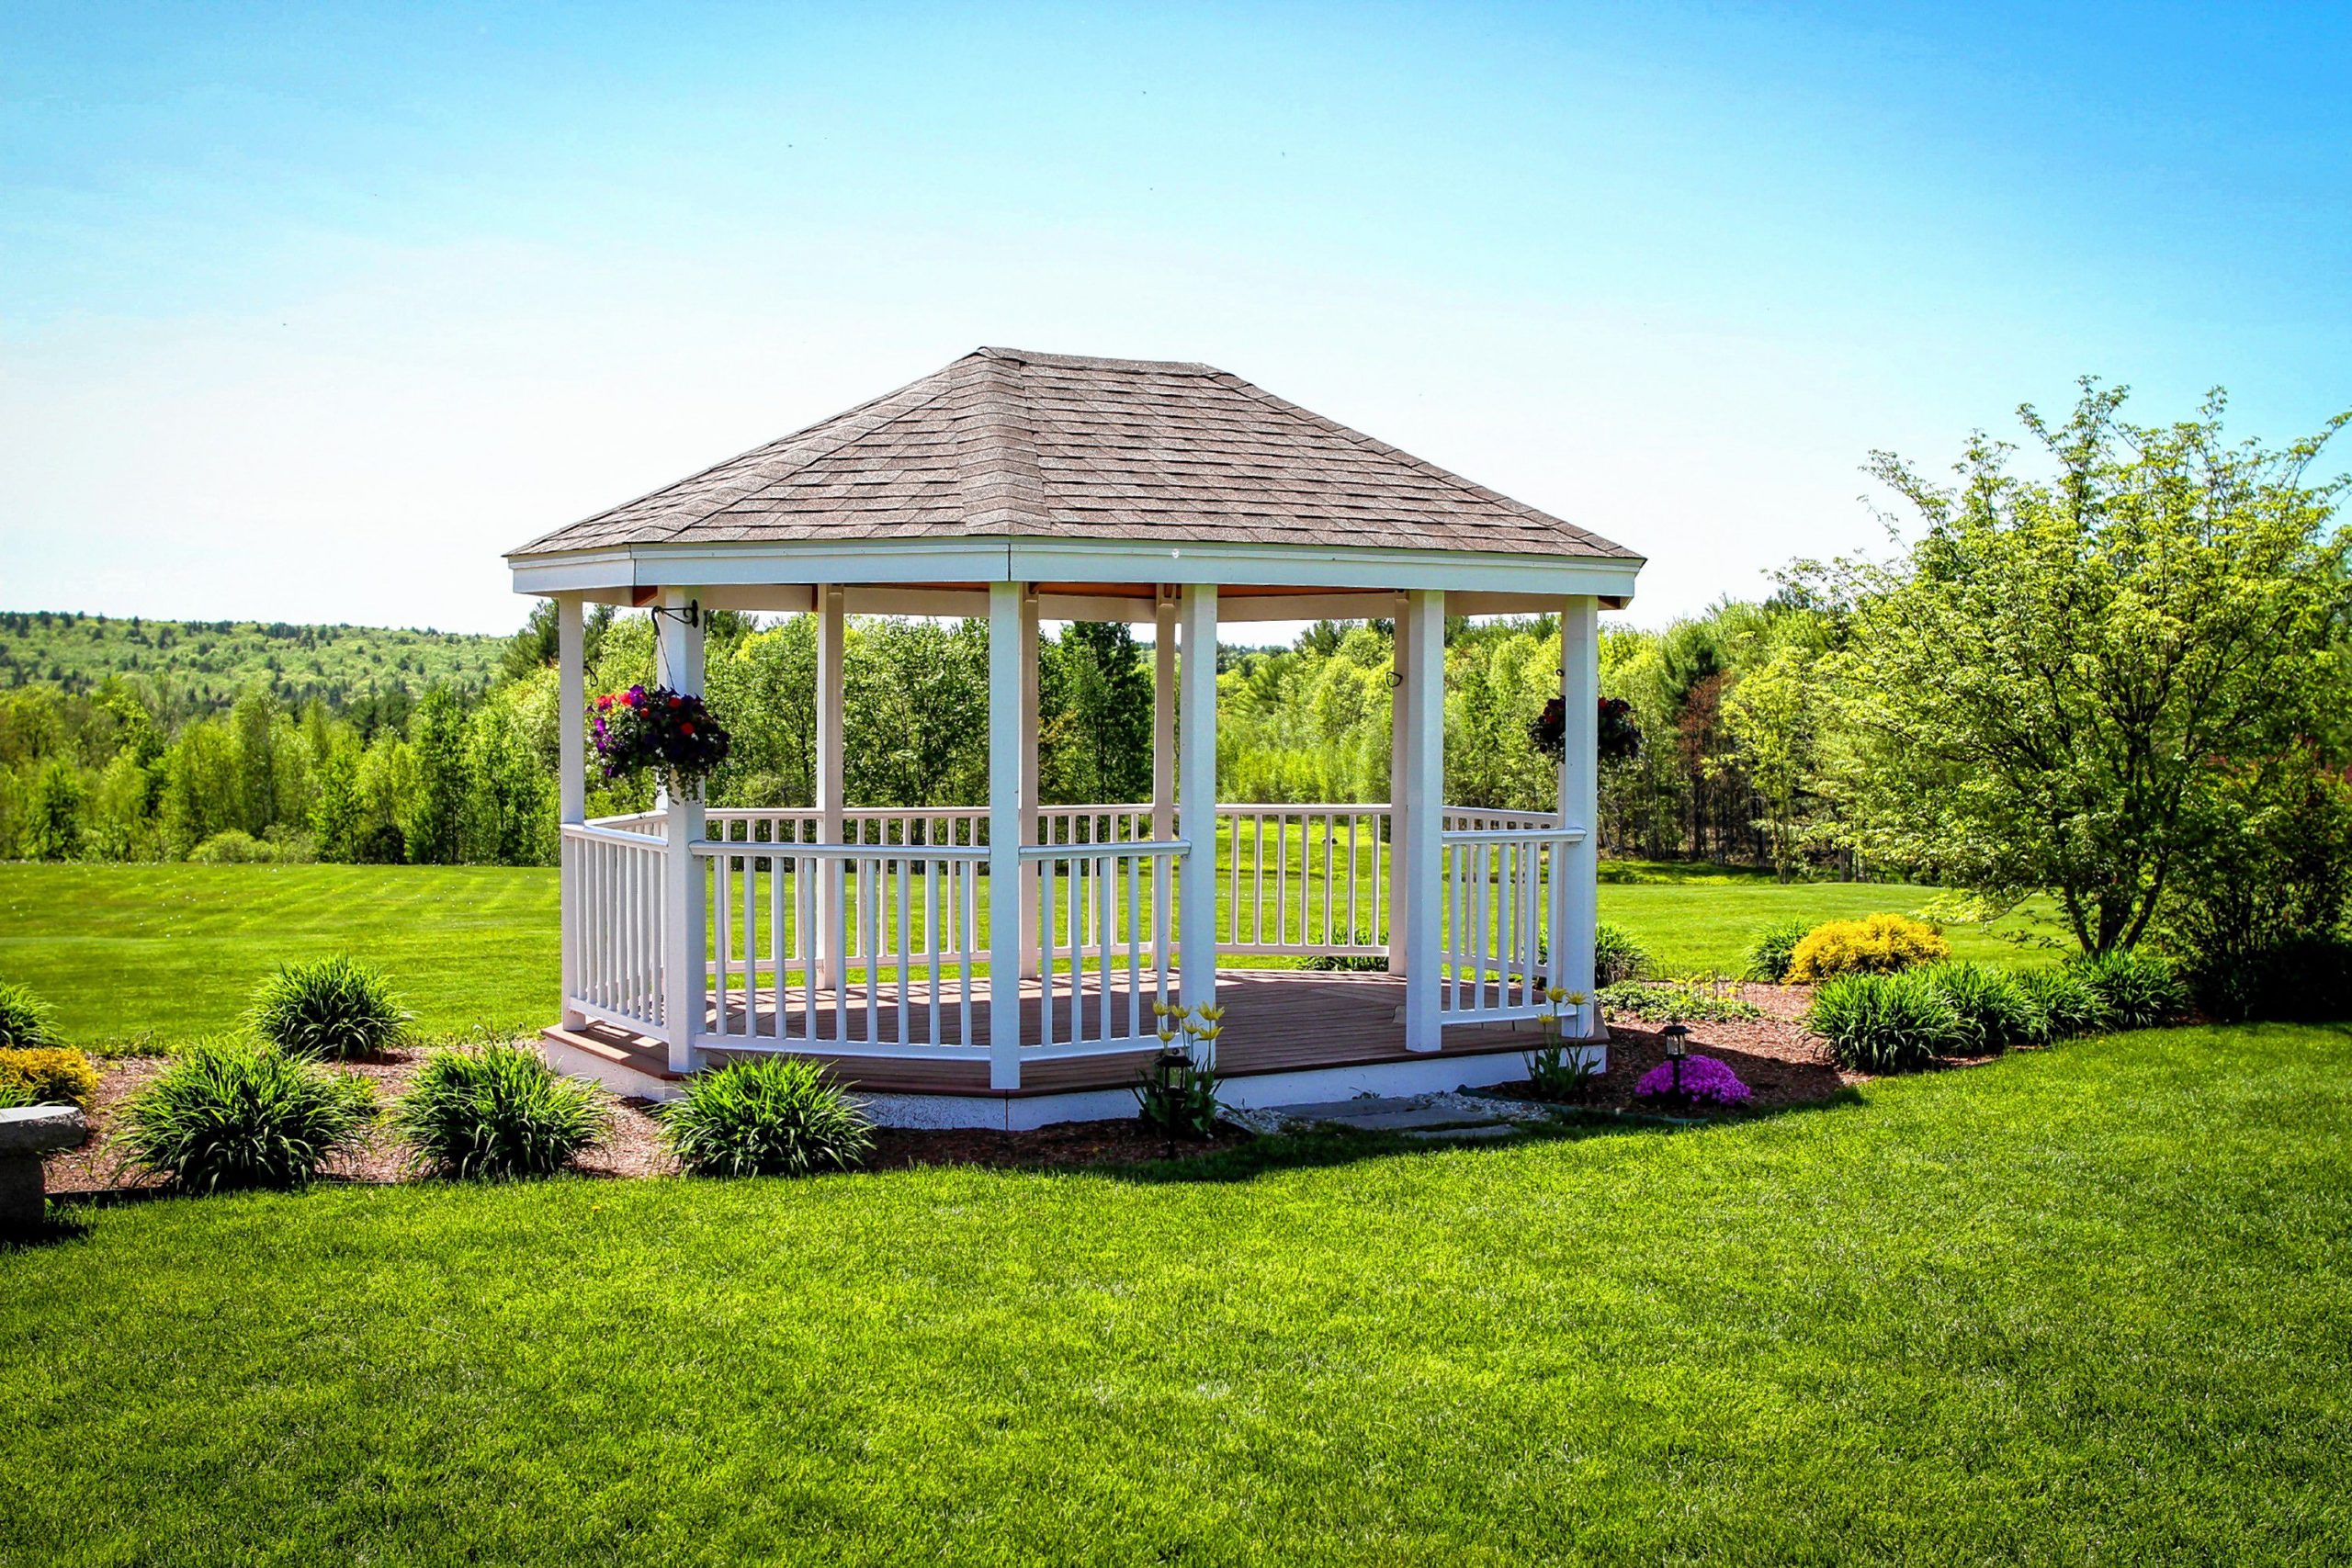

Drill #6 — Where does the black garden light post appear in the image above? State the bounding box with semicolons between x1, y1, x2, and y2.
1154;1043;1189;1159
1661;1021;1690;1100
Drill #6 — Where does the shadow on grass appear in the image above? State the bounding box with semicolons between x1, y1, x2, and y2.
1097;1083;1871;1187
1;1205;97;1249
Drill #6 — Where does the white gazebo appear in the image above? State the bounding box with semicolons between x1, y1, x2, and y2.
510;347;1643;1127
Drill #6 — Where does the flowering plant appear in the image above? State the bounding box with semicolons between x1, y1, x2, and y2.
1633;1052;1752;1109
590;684;731;798
1529;695;1642;763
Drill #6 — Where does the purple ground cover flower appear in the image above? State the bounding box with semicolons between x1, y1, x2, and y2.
1633;1052;1752;1108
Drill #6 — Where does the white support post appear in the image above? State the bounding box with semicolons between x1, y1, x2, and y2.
1178;584;1219;1024
1401;589;1445;1052
657;587;707;1074
557;594;586;1030
1019;587;1042;980
1152;589;1178;842
987;581;1024;1090
1385;592;1411;974
1559;596;1601;1041
814;584;845;989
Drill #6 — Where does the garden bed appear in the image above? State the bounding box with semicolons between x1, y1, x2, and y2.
40;1053;1249;1195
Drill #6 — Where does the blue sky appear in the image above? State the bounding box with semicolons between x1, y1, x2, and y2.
3;2;2346;633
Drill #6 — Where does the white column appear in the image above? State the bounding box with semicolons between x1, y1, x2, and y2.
1385;593;1411;973
1018;588;1043;979
656;588;707;1074
1401;590;1445;1052
557;595;586;1030
1559;596;1601;1040
814;584;845;989
987;581;1025;1090
1178;584;1219;1021
1152;590;1177;841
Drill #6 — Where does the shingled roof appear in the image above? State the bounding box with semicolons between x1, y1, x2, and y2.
510;347;1639;561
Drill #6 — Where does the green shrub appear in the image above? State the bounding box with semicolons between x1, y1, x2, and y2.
0;1045;101;1111
187;829;281;864
2015;967;2109;1042
1594;923;1649;987
1806;971;1962;1072
1919;962;2040;1055
2179;937;2352;1024
2068;950;2188;1031
0;980;62;1051
115;1041;375;1192
248;955;411;1059
1786;913;1950;984
393;1043;609;1179
1747;918;1813;984
662;1057;873;1177
1596;978;1765;1024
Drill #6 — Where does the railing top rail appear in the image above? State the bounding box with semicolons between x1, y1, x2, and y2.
1018;837;1188;861
689;838;989;861
1440;825;1587;844
567;822;666;847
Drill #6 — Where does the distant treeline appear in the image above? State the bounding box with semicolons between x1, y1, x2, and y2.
0;595;1834;873
0;609;505;720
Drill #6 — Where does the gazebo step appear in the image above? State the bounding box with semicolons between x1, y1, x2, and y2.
540;1022;685;1090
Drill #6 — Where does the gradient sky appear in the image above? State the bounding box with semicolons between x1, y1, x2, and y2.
3;2;2346;635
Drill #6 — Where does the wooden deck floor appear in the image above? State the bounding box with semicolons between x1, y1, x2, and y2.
550;969;1553;1098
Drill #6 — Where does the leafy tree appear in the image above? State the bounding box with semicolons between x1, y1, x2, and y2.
22;758;85;861
403;689;471;864
310;739;368;863
1040;621;1153;806
1820;382;2350;952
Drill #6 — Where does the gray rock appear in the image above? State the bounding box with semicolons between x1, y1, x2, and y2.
0;1106;88;1231
1400;1124;1521;1143
0;1105;88;1155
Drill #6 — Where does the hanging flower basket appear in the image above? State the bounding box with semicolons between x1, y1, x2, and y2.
1529;696;1642;763
591;684;731;799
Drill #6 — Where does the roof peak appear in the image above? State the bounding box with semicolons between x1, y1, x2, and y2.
970;345;1222;376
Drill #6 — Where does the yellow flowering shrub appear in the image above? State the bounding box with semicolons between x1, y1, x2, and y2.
0;1045;101;1111
1784;914;1950;984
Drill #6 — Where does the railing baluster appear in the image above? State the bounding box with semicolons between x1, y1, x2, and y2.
1126;852;1143;1043
897;856;912;1048
1098;852;1114;1045
1039;855;1057;1048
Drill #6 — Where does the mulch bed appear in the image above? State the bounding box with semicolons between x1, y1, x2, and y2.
42;985;1903;1193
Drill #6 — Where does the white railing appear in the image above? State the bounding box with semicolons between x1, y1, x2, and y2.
1442;806;1564;833
1025;839;1183;1055
693;840;990;1055
562;821;668;1033
1437;825;1578;1022
1217;805;1390;957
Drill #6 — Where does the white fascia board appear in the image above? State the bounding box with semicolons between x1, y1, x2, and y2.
508;536;1644;602
1006;539;1641;598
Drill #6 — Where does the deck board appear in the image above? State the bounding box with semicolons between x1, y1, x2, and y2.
553;969;1553;1098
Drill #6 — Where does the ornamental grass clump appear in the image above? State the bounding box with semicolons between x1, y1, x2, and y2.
0;980;62;1052
1747;918;1813;984
2067;949;2188;1030
1920;962;2040;1055
248;955;411;1059
1785;914;1950;984
662;1057;873;1178
116;1040;374;1192
1633;1053;1752;1109
1594;923;1651;986
393;1043;609;1180
2015;966;2109;1042
0;1045;101;1111
1806;970;1962;1072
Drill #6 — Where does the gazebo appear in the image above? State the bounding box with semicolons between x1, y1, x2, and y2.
509;347;1644;1127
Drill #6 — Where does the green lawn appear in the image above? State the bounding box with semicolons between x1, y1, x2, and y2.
5;1024;2347;1563
0;863;2056;1051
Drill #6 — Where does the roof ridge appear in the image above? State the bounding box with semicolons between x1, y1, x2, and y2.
1205;369;1627;554
978;345;1220;376
507;360;968;556
953;352;1048;535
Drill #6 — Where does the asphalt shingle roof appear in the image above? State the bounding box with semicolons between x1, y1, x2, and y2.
510;347;1639;561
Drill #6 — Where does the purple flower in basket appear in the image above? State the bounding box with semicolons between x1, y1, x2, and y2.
587;682;731;795
1634;1052;1752;1108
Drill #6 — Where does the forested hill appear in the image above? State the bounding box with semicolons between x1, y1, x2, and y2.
0;610;505;716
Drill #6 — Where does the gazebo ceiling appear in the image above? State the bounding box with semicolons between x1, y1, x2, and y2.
508;347;1642;613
